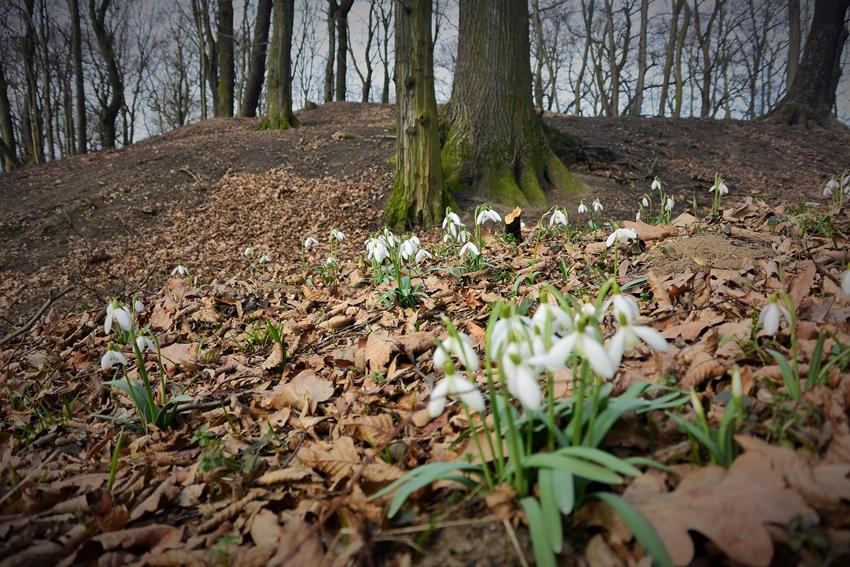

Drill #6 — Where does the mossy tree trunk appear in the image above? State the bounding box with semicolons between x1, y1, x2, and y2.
765;0;850;127
241;0;272;117
385;0;446;228
262;0;298;129
215;0;234;117
441;0;581;208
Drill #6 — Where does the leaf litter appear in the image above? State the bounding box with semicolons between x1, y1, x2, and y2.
1;179;849;566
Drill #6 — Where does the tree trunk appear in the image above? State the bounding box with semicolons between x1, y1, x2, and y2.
262;0;298;129
378;1;392;104
766;0;850;126
68;0;87;154
572;0;595;116
658;0;683;116
241;0;273;117
629;0;648;116
88;0;124;149
22;0;43;163
673;2;691;118
0;57;19;170
39;5;55;161
787;0;801;89
335;0;355;100
531;0;545;109
442;0;582;207
324;0;337;103
216;0;234;117
384;0;446;227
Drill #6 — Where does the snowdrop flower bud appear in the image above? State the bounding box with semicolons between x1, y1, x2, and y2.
243;245;254;256
577;201;589;214
134;299;145;314
841;268;850;296
415;248;432;264
303;236;318;249
476;209;502;225
400;237;419;260
104;302;132;335
758;296;791;336
428;371;485;417
433;332;480;372
259;254;270;264
330;228;345;242
651;178;661;191
442;210;461;228
549;209;568;227
635;210;641;222
710;180;729;195
824;179;838;198
606;228;638;248
641;196;650;208
135;334;156;353
171;264;188;277
101;350;128;370
459;242;480;259
664;197;674;211
731;366;743;401
324;256;336;267
593;198;603;212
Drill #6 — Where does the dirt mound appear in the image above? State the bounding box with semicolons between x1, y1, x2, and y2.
641;233;774;274
1;103;848;333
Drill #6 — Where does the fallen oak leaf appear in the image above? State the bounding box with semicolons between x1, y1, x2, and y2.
681;351;724;389
623;446;817;566
266;369;334;413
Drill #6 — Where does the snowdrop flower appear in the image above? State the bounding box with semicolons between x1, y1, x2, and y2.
135;334;157;353
258;254;271;264
501;343;543;410
459;241;480;259
823;181;835;198
635;210;641;222
664;197;674;211
171;264;188;277
607;318;668;367
134;299;145;314
366;237;389;264
433;332;479;372
606;228;638;248
549;208;568;227
415;248;432;264
529;324;616;379
604;293;640;323
842;269;850;296
330;228;345;242
758;296;791;336
243;245;254;256
399;237;419;260
104;302;133;335
428;370;485;417
577;201;589;214
489;314;532;359
476;209;502;226
641;195;650;208
531;302;572;336
303;236;319;249
651;178;661;191
443;210;462;228
324;256;336;267
382;228;400;248
101;350;128;370
710;180;729;195
593;198;603;212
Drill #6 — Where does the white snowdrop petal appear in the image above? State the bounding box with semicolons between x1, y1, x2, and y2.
582;336;616;379
632;325;669;353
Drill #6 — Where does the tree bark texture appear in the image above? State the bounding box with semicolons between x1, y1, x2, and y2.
69;0;87;153
324;0;337;103
335;0;355;100
0;57;19;170
766;0;850;126
384;0;446;227
241;0;273;117
262;0;298;129
442;0;581;207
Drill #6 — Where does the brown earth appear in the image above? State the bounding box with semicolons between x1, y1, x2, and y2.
1;102;848;334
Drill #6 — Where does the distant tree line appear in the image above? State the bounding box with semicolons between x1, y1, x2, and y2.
0;0;848;174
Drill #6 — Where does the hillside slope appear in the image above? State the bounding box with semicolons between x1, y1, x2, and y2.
1;102;848;332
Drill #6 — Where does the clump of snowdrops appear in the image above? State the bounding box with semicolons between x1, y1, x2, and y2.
372;279;682;567
100;297;191;433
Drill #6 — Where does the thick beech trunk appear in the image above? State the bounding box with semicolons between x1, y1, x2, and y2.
324;0;336;103
0;57;18;170
335;0;354;101
262;0;298;129
241;0;273;117
442;0;581;207
384;0;446;227
216;0;234;117
766;0;850;127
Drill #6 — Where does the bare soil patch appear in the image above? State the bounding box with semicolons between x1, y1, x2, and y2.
640;233;774;274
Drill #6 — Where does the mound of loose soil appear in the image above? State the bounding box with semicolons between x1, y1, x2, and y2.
1;103;848;334
640;233;774;274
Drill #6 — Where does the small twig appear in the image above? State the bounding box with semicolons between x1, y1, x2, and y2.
376;514;501;536
504;518;530;567
0;285;75;347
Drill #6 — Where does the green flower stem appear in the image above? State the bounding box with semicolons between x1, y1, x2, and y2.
463;404;494;490
546;371;556;451
584;373;603;447
572;359;589;447
498;365;527;496
780;291;800;387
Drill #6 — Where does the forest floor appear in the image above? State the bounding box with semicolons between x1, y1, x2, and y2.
1;102;850;566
